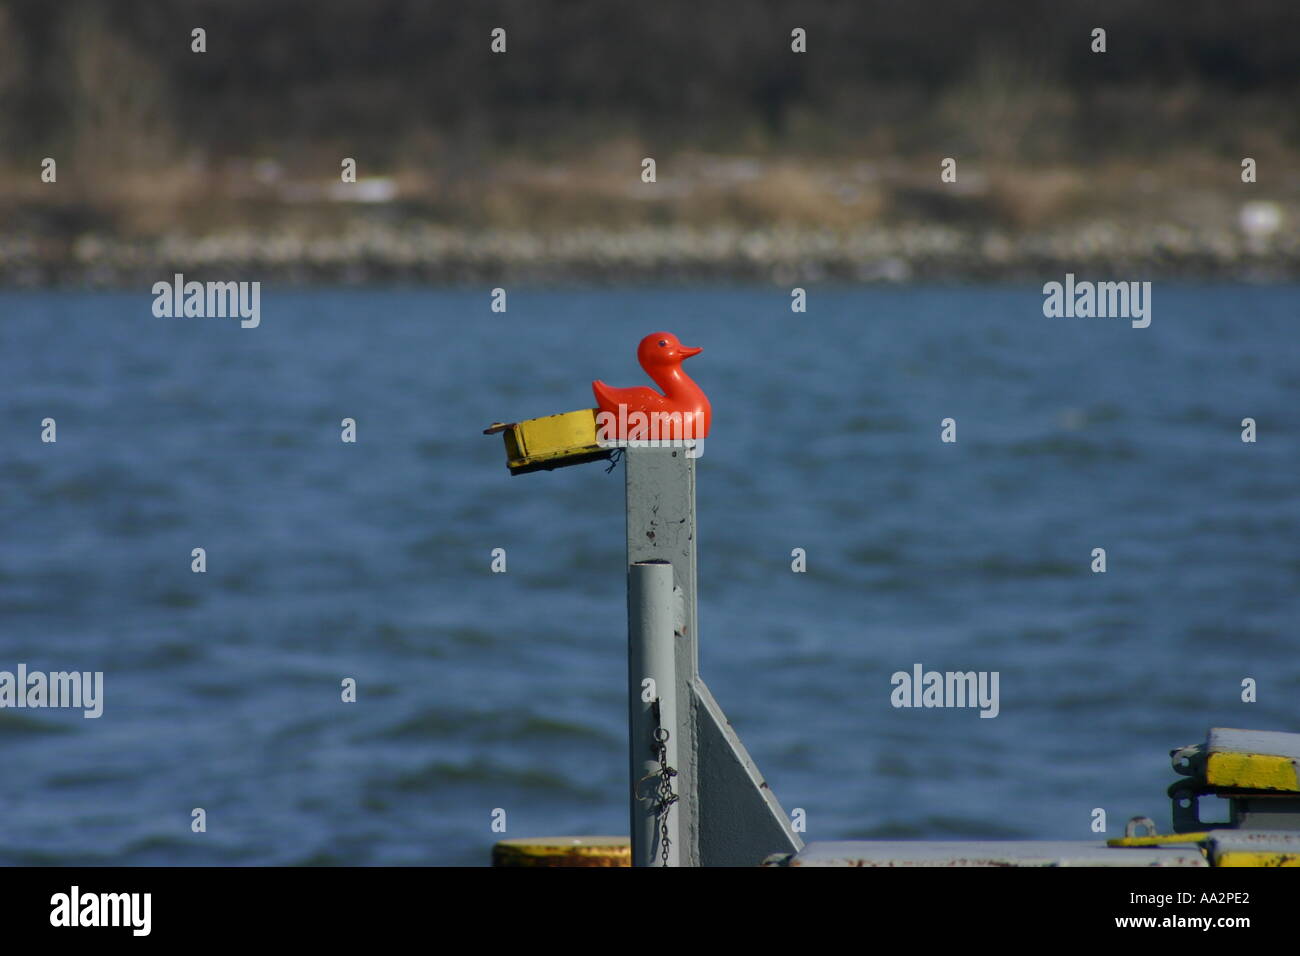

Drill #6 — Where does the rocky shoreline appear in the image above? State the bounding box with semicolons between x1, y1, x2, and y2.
2;221;1297;287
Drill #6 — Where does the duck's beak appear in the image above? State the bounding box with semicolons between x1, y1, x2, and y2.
678;345;703;359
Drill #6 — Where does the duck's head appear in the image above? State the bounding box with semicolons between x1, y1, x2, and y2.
638;332;702;370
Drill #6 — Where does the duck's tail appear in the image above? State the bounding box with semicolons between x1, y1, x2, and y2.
591;380;615;409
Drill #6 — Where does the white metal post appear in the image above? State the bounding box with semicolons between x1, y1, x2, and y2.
628;559;680;866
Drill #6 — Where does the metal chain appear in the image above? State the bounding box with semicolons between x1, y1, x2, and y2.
651;726;678;866
634;698;679;866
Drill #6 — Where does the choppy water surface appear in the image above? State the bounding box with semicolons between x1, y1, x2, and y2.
0;285;1296;864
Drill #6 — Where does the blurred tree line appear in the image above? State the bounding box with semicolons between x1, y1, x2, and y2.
0;0;1297;170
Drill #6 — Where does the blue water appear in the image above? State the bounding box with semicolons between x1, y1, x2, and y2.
0;285;1296;865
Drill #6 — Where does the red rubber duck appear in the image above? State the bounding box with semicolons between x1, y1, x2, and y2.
593;332;711;442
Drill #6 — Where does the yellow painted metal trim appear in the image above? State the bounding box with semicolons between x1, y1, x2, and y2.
1108;832;1300;866
1205;751;1300;792
492;836;631;867
1107;832;1210;848
1214;851;1300;867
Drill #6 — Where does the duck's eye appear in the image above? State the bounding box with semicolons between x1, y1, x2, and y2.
658;339;668;347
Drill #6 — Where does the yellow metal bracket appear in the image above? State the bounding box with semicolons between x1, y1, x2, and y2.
1204;751;1300;792
492;836;630;867
484;408;612;475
